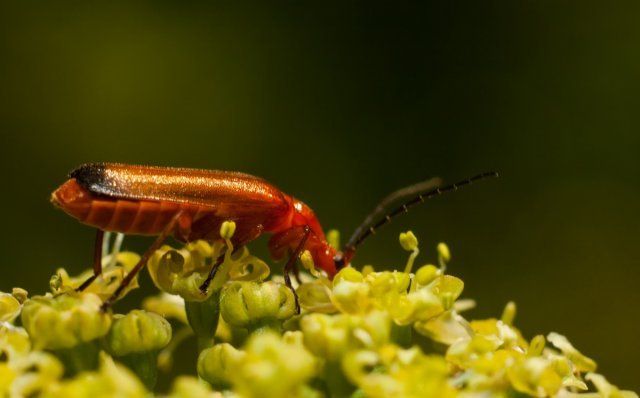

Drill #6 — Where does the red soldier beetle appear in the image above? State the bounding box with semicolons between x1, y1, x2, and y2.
50;163;497;310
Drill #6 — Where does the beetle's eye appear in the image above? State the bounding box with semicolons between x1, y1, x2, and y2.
334;254;345;270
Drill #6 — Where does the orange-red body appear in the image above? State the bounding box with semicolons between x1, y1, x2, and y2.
51;163;338;276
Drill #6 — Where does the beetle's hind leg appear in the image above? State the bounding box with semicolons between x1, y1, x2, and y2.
101;212;183;311
77;229;105;291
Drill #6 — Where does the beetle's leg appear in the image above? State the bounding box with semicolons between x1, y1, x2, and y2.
101;212;182;311
284;225;311;314
199;249;226;294
77;229;105;291
290;262;303;285
199;223;263;294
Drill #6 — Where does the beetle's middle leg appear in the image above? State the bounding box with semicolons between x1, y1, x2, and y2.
199;248;227;294
77;229;105;291
284;225;311;314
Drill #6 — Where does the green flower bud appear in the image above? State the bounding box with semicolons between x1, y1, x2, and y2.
104;310;171;389
415;265;439;286
21;293;111;350
105;310;171;356
399;231;419;251
0;292;21;323
197;343;245;389
220;281;295;331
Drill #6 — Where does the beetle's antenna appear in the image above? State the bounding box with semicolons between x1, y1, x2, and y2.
343;171;499;257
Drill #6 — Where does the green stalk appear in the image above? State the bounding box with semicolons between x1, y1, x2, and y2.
185;289;221;351
390;322;413;348
324;360;355;398
119;351;159;390
51;340;100;377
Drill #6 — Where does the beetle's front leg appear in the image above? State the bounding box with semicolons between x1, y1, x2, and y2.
283;225;311;314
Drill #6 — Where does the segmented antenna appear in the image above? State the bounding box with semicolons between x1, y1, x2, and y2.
344;171;499;254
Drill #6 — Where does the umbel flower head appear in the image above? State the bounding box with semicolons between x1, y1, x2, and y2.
0;228;637;397
198;331;318;397
20;292;111;350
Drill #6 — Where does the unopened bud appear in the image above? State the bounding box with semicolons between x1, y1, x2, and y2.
220;281;296;330
105;310;172;357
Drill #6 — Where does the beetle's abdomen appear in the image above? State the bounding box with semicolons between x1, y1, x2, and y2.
51;179;197;235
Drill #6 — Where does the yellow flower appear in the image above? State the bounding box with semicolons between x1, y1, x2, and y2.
50;251;141;301
300;311;391;361
147;234;271;302
507;357;563;397
585;373;638;398
547;332;597;373
343;345;456;398
42;353;147;398
166;376;224;398
197;343;246;388
142;292;188;324
8;351;64;398
147;240;221;301
230;331;317;398
0;292;21;323
21;293;111;350
297;278;336;313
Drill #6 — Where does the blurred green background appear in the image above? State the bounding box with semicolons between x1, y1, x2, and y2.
1;1;638;390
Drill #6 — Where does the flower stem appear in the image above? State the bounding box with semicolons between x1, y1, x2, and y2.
119;351;159;390
51;340;100;377
185;289;221;351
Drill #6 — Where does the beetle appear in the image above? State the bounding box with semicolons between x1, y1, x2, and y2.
51;163;497;309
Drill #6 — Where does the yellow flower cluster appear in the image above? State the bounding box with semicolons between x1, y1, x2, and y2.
0;224;635;397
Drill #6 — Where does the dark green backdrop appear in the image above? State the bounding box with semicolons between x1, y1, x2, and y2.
1;1;638;390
